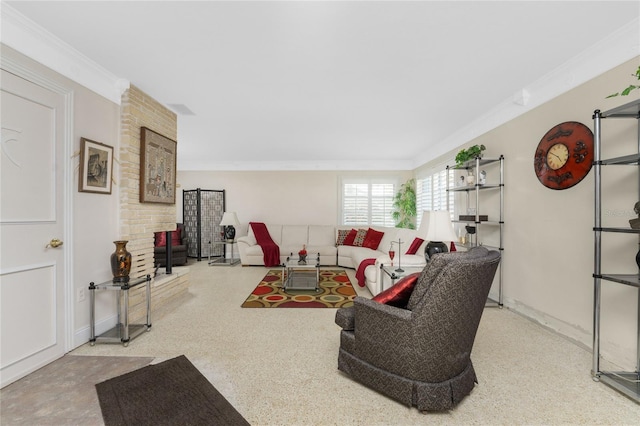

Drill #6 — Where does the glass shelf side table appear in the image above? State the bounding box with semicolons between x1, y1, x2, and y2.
379;264;425;294
208;240;240;266
89;274;151;347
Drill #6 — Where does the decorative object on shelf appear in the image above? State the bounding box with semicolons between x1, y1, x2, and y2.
466;170;475;185
219;211;240;241
110;240;132;283
479;170;487;185
78;137;113;194
631;202;640;270
458;175;465;187
534;121;594;190
392;179;417;229
606;64;640;98
629;201;640;229
139;127;177;204
419;210;457;261
298;245;307;264
455;144;486;167
465;225;477;246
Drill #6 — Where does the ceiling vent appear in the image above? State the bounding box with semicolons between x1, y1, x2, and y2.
167;104;196;116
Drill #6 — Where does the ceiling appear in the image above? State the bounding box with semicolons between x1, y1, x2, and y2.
4;1;640;171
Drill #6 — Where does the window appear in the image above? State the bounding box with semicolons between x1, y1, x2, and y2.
416;168;454;228
341;179;397;226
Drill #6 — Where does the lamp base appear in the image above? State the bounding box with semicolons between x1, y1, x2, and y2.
224;226;236;241
425;241;448;261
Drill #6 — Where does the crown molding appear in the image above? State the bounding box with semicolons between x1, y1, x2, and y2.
412;17;640;168
1;3;128;104
177;159;414;172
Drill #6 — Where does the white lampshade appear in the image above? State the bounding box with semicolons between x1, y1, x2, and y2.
219;212;240;227
418;210;457;242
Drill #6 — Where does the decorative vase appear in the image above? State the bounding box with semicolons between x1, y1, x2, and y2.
636;247;640;271
111;240;132;283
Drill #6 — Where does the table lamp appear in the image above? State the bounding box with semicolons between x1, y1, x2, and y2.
219;212;240;241
419;210;457;261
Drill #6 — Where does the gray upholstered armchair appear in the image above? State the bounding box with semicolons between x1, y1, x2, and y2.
335;246;500;411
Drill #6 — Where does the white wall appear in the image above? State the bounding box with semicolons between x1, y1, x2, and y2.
415;56;640;370
176;170;413;236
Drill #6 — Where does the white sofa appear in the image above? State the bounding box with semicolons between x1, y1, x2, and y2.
335;226;428;296
237;224;338;266
237;224;429;296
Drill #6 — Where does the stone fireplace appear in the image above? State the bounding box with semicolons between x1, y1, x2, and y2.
118;84;190;323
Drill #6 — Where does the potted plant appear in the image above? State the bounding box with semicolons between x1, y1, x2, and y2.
455;144;486;167
392;178;416;229
607;65;640;98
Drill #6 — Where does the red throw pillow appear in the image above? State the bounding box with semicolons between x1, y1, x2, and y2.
171;227;181;245
155;231;167;247
343;229;358;246
372;272;421;308
362;228;384;250
405;237;425;255
155;229;181;247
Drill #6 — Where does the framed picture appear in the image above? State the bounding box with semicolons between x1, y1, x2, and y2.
78;138;113;194
140;127;177;204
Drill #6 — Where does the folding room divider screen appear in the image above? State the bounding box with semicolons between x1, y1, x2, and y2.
183;189;225;261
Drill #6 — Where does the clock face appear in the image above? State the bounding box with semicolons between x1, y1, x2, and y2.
534;121;594;190
546;143;569;170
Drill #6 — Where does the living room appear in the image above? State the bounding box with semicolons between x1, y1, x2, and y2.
1;1;640;423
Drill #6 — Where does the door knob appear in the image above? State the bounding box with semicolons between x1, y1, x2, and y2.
46;238;63;249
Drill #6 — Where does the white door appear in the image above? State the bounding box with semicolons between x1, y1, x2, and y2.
0;69;68;387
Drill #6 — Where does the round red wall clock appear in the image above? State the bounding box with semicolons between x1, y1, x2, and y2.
533;121;594;190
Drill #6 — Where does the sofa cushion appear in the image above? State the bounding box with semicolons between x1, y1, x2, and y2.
353;228;368;247
343;229;357;246
372;272;420;309
362;228;385;250
309;225;336;247
281;225;308;248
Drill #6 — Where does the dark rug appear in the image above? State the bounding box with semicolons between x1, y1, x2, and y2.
96;355;249;426
241;269;356;308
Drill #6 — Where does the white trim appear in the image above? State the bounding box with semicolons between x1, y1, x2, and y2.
0;4;128;105
179;159;413;171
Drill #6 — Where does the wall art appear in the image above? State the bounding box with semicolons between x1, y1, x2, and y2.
79;137;113;194
140;127;177;204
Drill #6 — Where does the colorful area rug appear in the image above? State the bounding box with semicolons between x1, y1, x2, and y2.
241;269;356;308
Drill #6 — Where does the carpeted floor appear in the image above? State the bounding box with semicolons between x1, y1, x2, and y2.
241;269;356;308
96;355;249;426
3;260;640;425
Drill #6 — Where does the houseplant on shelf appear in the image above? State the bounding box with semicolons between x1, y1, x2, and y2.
392;178;416;229
455;144;486;167
606;65;640;98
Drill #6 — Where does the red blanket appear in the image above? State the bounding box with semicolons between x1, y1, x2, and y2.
355;258;376;287
250;222;281;267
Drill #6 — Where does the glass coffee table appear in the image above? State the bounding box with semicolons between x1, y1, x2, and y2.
282;253;320;292
379;264;425;294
